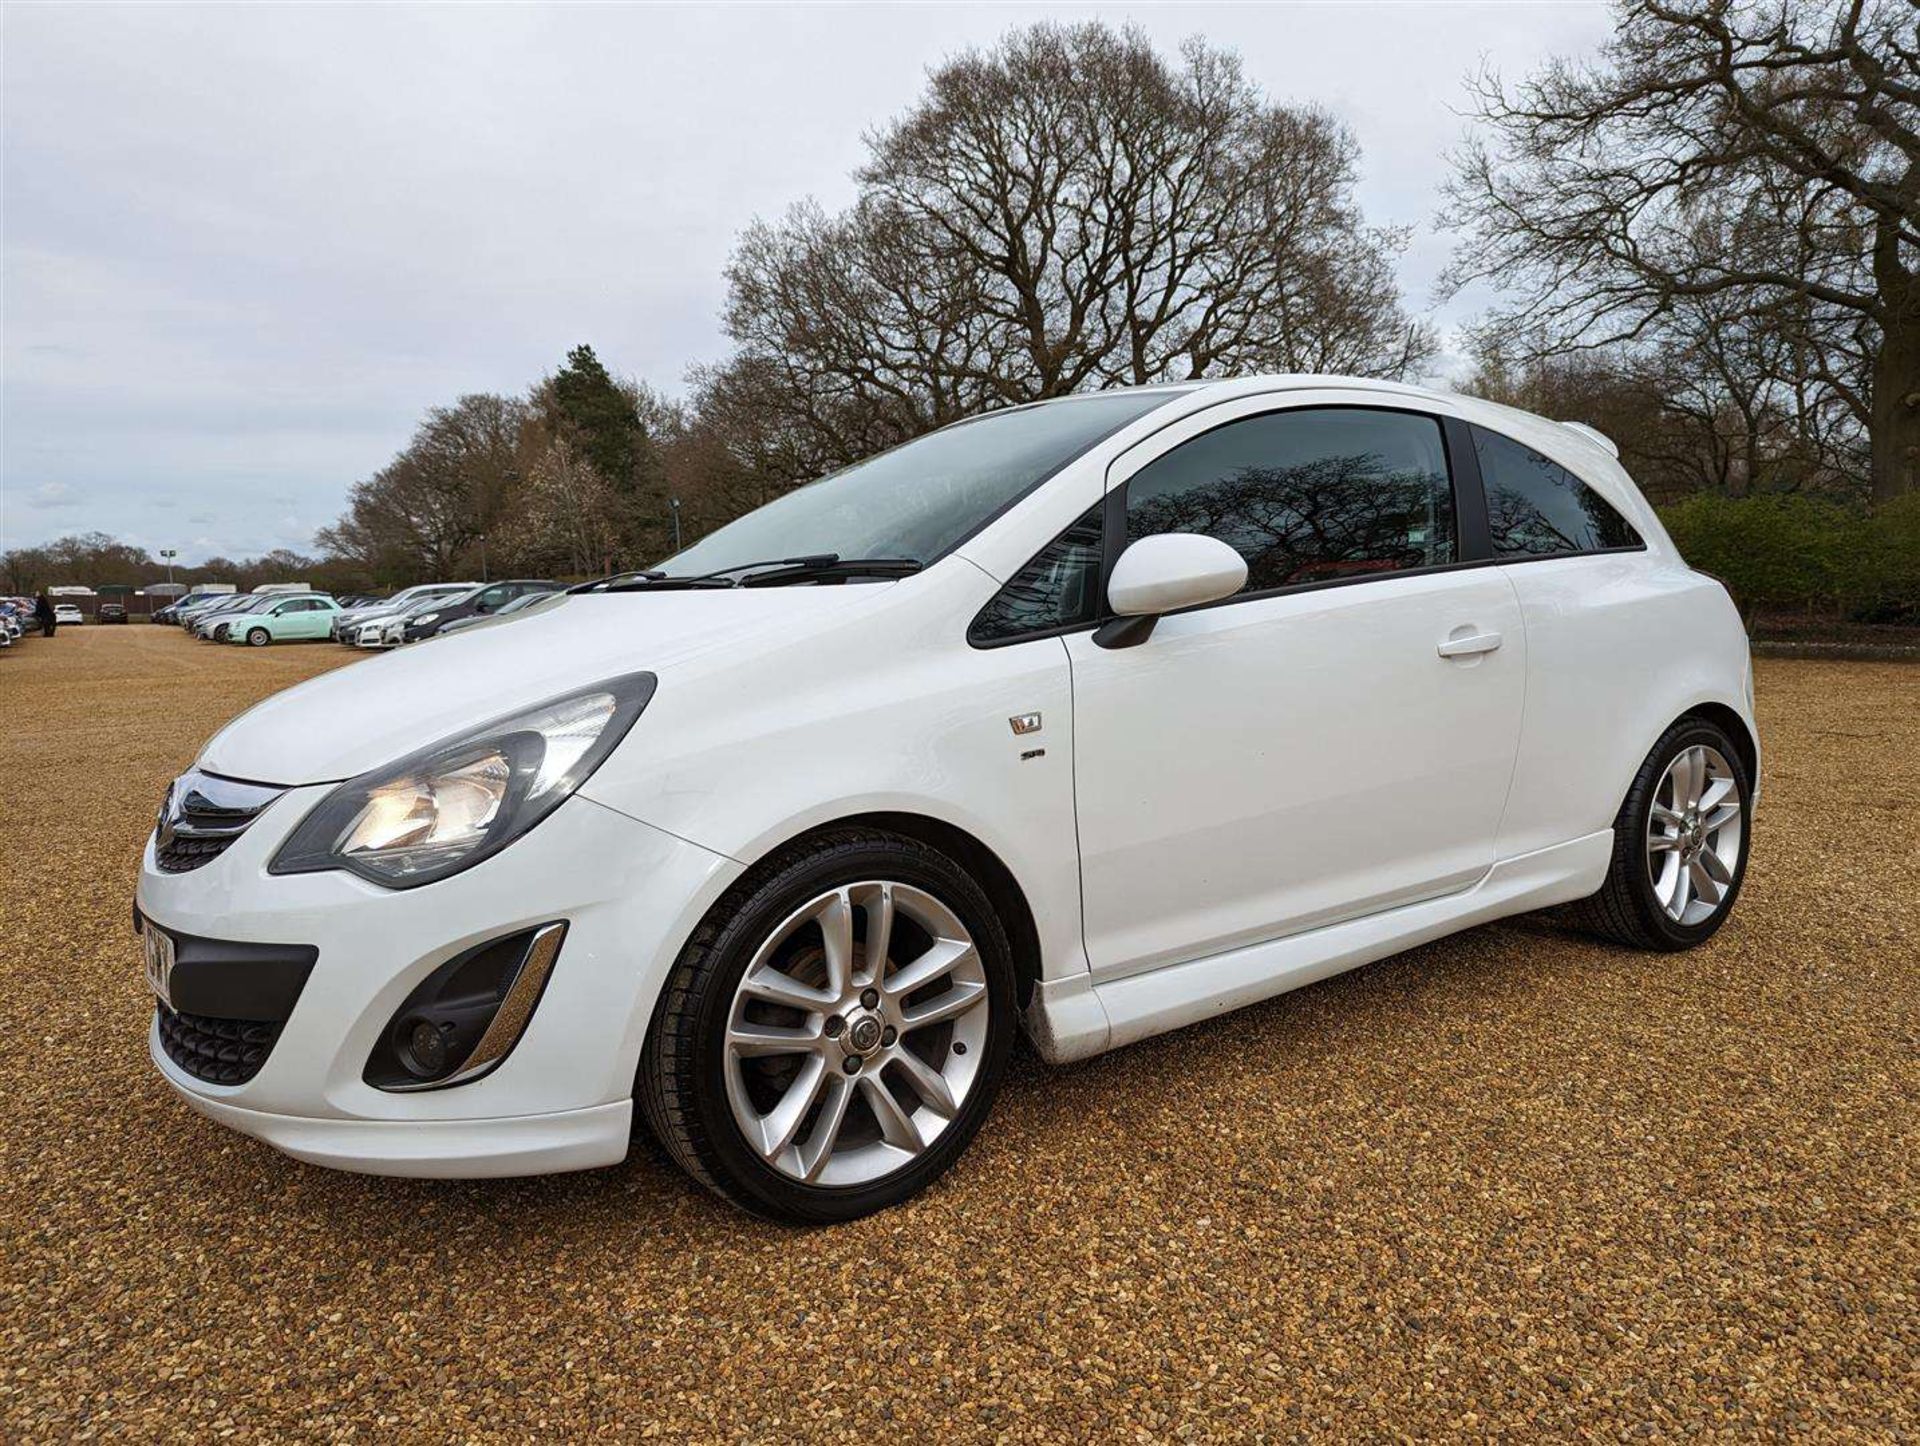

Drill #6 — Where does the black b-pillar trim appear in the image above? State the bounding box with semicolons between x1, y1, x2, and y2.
1443;415;1493;562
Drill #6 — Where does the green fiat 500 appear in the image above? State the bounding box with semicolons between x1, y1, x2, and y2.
227;594;342;646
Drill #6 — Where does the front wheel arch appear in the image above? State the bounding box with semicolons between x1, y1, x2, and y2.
733;811;1043;1014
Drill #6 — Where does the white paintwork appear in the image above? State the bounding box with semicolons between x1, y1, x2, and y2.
1034;831;1614;1062
1066;566;1528;978
1557;421;1619;457
137;373;1758;1178
1106;533;1248;616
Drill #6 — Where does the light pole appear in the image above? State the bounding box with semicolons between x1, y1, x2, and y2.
160;549;177;584
669;497;682;552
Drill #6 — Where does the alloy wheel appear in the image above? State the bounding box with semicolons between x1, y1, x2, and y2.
1645;743;1744;926
722;880;990;1187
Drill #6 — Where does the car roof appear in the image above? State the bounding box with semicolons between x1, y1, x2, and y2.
1034;373;1625;470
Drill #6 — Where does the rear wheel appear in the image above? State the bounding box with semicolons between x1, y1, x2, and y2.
1571;717;1752;950
246;627;270;647
638;827;1015;1222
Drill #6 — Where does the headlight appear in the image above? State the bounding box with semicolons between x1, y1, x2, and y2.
413;612;439;626
270;673;656;888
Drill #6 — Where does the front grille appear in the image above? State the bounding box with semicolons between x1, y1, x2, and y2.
153;769;285;874
157;1005;283;1085
156;834;236;873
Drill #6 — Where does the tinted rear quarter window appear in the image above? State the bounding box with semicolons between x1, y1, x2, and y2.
1472;426;1642;557
1122;407;1457;595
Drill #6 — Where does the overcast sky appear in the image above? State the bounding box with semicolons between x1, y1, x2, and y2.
2;1;1611;565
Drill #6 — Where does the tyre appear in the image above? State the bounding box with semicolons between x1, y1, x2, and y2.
1571;716;1752;950
638;827;1016;1222
246;627;270;647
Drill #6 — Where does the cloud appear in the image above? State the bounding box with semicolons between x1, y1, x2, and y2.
2;3;1612;563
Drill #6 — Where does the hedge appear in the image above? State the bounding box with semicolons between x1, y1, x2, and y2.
1657;492;1920;625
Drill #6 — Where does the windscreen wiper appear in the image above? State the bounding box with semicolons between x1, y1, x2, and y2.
588;555;922;592
568;569;667;594
738;556;923;587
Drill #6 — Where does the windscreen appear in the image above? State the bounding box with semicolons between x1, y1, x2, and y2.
656;390;1186;577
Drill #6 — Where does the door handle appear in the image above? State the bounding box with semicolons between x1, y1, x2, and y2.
1437;630;1503;659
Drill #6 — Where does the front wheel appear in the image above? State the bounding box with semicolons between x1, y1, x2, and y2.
638;827;1015;1222
246;627;270;647
1571;717;1752;950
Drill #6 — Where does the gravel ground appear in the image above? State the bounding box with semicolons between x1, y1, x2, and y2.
2;626;1914;1441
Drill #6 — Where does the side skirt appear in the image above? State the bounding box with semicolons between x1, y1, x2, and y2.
1024;831;1613;1065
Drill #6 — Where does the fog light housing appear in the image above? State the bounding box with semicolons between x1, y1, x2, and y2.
401;1017;451;1079
365;923;566;1092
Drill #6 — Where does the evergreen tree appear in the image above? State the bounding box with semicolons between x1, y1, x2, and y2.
549;344;646;490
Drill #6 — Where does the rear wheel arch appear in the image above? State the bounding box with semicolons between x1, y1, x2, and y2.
1680;701;1758;795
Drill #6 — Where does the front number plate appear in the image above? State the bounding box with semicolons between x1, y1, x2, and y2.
143;925;176;1011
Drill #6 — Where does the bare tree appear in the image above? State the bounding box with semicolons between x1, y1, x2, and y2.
315;393;527;580
1442;0;1919;499
499;437;624;578
721;21;1434;478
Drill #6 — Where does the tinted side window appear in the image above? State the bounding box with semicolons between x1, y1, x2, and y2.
1472;426;1642;557
968;504;1105;644
1122;408;1456;595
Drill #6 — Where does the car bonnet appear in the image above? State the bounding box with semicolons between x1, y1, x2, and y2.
195;586;885;784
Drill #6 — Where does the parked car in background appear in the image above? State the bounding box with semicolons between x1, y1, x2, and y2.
225;595;342;646
99;601;128;623
361;594;454;649
433;588;562;638
178;596;248;630
193;595;281;641
53;603;83;625
132;375;1760;1222
182;597;244;635
331;584;477;643
160;591;236;625
400;580;558;643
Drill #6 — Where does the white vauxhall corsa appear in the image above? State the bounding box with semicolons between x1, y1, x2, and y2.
136;376;1759;1221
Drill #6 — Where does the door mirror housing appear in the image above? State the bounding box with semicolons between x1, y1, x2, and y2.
1097;534;1247;647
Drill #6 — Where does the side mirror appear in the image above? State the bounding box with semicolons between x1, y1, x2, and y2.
1097;533;1247;648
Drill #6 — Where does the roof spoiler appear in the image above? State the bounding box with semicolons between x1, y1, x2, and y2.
1557;421;1619;457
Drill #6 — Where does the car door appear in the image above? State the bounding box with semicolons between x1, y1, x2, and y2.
1064;392;1527;979
291;599;332;640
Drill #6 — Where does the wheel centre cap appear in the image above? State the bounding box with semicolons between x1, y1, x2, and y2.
845;1012;884;1056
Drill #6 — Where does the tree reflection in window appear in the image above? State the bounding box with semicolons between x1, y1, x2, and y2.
1123;409;1456;596
1471;426;1642;557
968;503;1106;643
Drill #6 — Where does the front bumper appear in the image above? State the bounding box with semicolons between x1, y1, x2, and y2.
137;784;743;1177
152;1024;635;1176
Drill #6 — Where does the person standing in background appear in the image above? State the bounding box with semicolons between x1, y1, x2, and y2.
34;593;55;637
